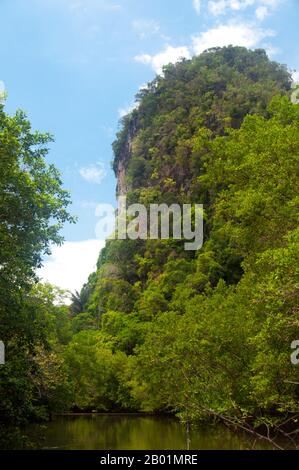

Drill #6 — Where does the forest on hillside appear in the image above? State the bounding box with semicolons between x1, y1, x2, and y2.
0;46;299;449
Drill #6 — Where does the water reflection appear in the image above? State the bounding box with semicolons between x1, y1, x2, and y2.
26;414;273;450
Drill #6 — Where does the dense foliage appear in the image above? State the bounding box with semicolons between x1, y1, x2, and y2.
71;48;299;439
0;107;74;446
1;46;299;448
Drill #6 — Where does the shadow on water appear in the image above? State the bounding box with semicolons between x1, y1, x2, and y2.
24;414;275;450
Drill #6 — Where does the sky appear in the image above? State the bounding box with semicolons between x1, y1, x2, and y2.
0;0;298;294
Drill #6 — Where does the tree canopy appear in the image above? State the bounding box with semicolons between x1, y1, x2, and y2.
1;46;299;449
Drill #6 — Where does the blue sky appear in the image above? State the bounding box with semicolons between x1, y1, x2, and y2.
1;0;298;293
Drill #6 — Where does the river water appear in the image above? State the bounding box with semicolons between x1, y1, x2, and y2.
25;414;274;450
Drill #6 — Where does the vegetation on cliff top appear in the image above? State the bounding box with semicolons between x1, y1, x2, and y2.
1;46;299;447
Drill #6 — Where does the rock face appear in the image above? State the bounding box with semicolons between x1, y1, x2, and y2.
116;152;128;197
114;115;138;197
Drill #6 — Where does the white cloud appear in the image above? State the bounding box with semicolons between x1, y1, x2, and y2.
230;0;255;10
135;45;191;74
207;0;279;17
192;22;275;54
208;0;227;15
208;0;223;15
135;21;276;75
193;0;201;14
208;0;254;15
39;0;122;13
255;5;268;19
132;19;161;39
134;1;280;75
261;0;279;6
79;162;107;184
38;239;105;294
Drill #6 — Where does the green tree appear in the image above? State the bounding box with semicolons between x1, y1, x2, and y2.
0;103;74;433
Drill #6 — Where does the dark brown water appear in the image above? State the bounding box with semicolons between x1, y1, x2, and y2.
25;414;274;450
